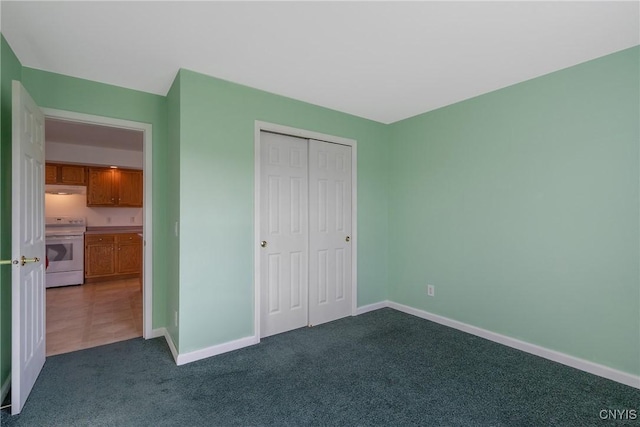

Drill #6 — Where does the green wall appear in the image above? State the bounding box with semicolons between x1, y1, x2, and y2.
175;69;390;353
388;46;640;375
0;35;23;393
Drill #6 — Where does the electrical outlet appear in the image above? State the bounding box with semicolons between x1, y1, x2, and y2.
106;217;111;224
174;221;179;237
130;216;135;223
174;310;178;327
427;285;435;297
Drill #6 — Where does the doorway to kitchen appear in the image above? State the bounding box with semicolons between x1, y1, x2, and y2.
42;109;153;355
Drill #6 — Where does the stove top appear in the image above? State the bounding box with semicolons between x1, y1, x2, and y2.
46;216;86;226
45;216;86;236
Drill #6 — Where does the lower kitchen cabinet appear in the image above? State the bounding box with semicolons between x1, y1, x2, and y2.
117;234;142;274
85;233;142;282
85;234;116;277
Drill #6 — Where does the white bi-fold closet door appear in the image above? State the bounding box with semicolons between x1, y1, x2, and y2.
260;131;352;338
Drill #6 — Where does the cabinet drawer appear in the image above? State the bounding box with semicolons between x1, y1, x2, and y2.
116;233;141;243
85;234;115;244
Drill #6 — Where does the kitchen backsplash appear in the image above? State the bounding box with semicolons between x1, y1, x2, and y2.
45;193;143;226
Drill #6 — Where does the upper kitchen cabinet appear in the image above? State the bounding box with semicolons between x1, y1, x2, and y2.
45;163;87;185
87;168;115;205
118;169;144;206
87;167;143;207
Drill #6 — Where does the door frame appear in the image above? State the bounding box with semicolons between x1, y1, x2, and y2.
253;121;357;339
41;108;154;338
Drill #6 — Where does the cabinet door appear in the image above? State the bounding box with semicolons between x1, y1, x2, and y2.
118;169;143;207
45;164;58;184
117;234;142;274
87;168;115;206
85;236;116;278
60;165;86;185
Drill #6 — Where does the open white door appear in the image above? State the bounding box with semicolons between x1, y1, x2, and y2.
11;81;46;415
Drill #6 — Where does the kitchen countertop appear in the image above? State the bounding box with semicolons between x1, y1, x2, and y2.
85;226;143;235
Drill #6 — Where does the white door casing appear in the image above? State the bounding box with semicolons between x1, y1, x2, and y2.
11;81;46;415
40;107;154;339
308;139;352;326
259;132;309;338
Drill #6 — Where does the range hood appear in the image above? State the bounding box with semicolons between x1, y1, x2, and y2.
45;184;87;195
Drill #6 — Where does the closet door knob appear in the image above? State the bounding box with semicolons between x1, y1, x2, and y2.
345;236;350;242
260;241;268;248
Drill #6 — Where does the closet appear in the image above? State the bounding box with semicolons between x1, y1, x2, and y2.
259;131;352;338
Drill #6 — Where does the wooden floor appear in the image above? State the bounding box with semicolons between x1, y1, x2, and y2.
46;278;142;356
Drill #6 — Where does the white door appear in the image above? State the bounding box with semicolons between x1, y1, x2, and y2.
308;139;352;326
260;132;309;338
11;81;46;415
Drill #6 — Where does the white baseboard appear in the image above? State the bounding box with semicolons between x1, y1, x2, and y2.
356;301;389;315
155;326;258;366
0;373;10;405
387;301;640;389
149;328;166;339
176;335;259;366
154;327;179;364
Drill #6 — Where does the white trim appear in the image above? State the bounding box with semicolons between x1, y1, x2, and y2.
388;301;640;389
40;108;154;339
350;136;358;316
253;120;358;339
159;328;179;364
175;336;259;366
356;301;388;315
253;124;262;345
0;373;10;406
150;328;166;339
255;121;356;146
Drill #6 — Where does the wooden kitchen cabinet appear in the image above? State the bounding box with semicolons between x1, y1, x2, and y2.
45;163;86;185
87;169;115;205
87;167;143;207
118;170;143;207
117;234;142;274
85;235;116;278
85;233;142;282
45;164;58;184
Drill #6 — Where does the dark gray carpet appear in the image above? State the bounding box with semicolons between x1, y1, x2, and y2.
1;308;638;426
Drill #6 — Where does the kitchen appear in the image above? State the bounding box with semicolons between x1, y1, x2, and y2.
44;118;144;356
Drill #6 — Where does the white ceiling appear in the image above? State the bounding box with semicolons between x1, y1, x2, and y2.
46;118;143;152
2;1;639;124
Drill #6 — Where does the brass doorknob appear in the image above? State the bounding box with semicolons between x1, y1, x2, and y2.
345;236;350;242
20;256;40;266
260;241;268;248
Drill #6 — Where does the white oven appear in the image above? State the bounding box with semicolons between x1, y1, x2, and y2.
45;217;86;288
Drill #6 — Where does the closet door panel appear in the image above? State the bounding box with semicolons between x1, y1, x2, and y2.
260;132;309;338
308;139;352;326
